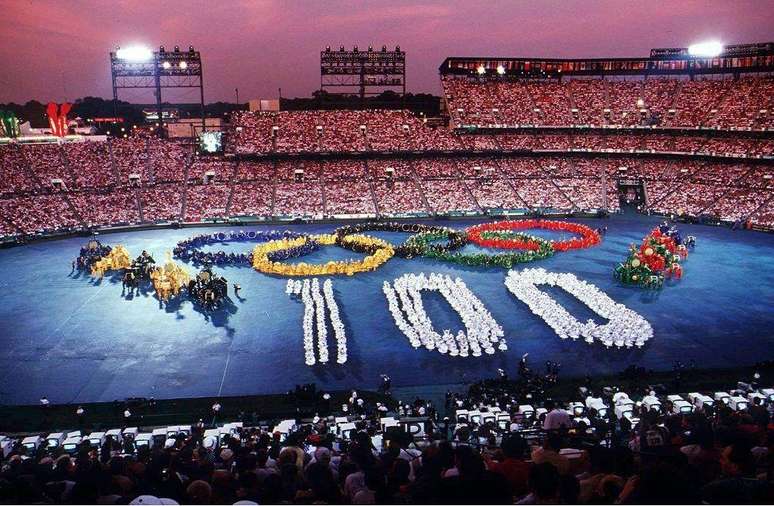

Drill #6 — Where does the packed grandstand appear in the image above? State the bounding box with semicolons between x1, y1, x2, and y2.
0;368;772;504
2;75;774;238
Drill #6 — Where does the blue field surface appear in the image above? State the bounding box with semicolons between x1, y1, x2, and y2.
0;214;773;405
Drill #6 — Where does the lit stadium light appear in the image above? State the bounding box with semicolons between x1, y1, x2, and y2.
496;65;505;75
688;41;723;57
179;61;188;69
162;61;171;69
477;65;486;75
115;45;153;61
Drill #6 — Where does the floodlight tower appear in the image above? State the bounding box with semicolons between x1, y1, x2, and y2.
110;45;205;135
687;41;724;57
320;45;406;100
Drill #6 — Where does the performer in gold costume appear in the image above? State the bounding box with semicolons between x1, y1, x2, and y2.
91;245;132;278
150;253;191;302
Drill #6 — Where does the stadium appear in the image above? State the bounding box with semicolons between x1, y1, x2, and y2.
0;3;773;504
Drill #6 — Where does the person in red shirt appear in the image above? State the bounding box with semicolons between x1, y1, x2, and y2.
486;433;531;499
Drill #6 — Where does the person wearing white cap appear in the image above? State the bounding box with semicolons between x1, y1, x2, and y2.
130;495;161;505
306;446;339;481
130;495;178;505
220;448;235;470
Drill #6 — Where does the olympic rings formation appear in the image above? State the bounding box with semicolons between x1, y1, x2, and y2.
170;220;600;277
332;222;467;258
405;230;555;268
173;230;304;265
252;234;395;276
466;220;601;252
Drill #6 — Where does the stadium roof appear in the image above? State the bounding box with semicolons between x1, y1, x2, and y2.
439;41;774;77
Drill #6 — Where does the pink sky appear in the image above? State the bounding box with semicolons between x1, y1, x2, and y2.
1;0;773;104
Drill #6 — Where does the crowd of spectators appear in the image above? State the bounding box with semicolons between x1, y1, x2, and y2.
1;144;41;195
188;160;235;184
442;75;774;130
22;144;72;190
656;164;774;225
229;112;274;154
2;145;770;233
147;139;188;183
467;178;526;210
274;182;324;218
1;118;771;235
236;161;275;182
230;110;462;154
324;182;377;216
1;359;772;505
111;138;151;184
707;77;774;129
63;142;117;189
421;179;479;213
515;181;574;210
526;81;575;126
0;194;81;234
184;184;231;222
366;160;427;214
140;185;182;222
70;191;140;228
228;182;273;217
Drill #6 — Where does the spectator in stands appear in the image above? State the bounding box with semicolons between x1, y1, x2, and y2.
531;432;571;475
517;462;561;504
543;399;572;431
486;433;531;498
702;440;771;503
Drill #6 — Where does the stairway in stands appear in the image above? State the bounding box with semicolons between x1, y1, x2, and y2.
407;159;434;214
363;160;381;217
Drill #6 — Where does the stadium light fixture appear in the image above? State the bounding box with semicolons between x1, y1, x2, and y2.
496;65;505;75
162;61;171;69
115;45;153;61
688;41;723;57
179;61;188;69
477;65;486;75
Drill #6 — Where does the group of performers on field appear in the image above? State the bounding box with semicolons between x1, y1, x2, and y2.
72;240;112;272
73;240;234;310
187;266;231;311
122;250;157;291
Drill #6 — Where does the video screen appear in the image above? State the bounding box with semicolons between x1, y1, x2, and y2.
199;131;223;153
